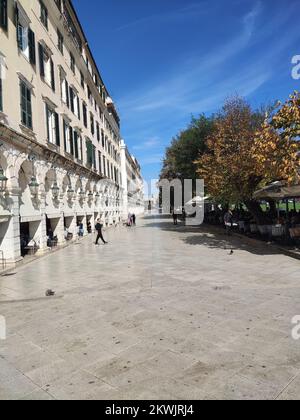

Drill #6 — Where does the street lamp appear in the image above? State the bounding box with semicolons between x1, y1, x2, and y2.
0;167;8;193
51;182;60;200
79;188;85;202
88;191;94;203
67;185;74;201
29;176;39;197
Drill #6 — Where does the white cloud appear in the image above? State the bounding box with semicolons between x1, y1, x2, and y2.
114;2;213;32
139;154;163;166
118;3;264;117
133;138;160;151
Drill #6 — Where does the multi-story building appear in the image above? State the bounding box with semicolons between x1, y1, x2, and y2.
0;0;141;267
120;140;144;218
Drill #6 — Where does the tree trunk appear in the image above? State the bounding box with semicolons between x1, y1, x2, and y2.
244;200;269;224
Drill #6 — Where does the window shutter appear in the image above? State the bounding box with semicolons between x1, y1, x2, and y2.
28;29;36;65
55;112;60;146
65;80;69;108
63;120;67;151
93;146;96;170
50;58;55;92
74;131;78;159
69;87;74;113
45;104;50;142
77;97;80;120
0;0;8;30
38;43;45;77
69;126;74;156
86;139;93;168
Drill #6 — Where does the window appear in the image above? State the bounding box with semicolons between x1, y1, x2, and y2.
87;86;93;106
60;76;69;107
96;122;100;142
101;129;105;148
90;113;95;136
0;0;8;31
40;1;48;30
103;156;106;176
82;102;87;128
57;30;64;54
16;6;36;65
39;43;55;91
63;121;74;155
98;151;102;174
54;0;62;12
20;80;32;129
74;130;83;161
45;104;60;146
86;138;94;168
70;52;75;74
69;86;80;119
80;71;85;89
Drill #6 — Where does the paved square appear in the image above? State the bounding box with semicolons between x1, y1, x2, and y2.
1;217;300;400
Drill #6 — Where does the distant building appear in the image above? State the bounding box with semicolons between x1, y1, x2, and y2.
120;140;144;218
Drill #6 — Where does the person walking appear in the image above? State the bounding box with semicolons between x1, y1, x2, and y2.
95;219;108;245
132;214;136;226
127;213;132;227
172;210;178;226
224;210;233;235
78;223;84;237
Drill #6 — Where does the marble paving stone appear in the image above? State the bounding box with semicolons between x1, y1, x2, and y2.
1;217;300;400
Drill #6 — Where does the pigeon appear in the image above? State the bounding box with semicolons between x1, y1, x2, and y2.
45;289;55;297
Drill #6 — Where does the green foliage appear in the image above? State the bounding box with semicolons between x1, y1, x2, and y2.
160;115;215;181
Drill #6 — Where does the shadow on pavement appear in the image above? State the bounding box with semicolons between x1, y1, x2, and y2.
143;216;280;256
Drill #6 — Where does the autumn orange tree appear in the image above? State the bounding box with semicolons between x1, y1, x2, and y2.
252;92;300;186
196;95;300;222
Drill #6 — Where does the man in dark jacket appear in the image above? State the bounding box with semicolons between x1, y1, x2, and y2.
95;220;108;245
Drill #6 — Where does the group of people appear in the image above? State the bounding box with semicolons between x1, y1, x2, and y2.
127;213;136;227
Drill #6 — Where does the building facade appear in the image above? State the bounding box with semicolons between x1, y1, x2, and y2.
120;140;144;218
0;0;142;266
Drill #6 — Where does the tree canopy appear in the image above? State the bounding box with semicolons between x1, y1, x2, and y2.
160;92;300;222
160;115;215;181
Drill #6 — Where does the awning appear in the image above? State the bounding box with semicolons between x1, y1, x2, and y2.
254;182;300;200
185;196;209;206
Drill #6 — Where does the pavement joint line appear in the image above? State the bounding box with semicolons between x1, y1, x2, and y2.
274;371;300;400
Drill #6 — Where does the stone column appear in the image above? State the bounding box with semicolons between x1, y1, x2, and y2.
0;188;23;265
1;148;27;265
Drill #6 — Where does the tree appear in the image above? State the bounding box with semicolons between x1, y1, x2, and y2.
160;115;215;181
196;95;300;223
196;97;265;219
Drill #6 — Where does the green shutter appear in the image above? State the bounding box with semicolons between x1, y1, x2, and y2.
74;131;78;159
69;127;74;156
86;139;93;168
55;112;60;146
38;43;45;77
45;104;50;142
0;0;8;31
28;29;36;65
50;58;55;92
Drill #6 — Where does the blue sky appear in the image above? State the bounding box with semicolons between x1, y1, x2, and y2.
73;0;300;184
